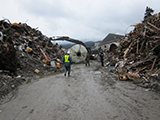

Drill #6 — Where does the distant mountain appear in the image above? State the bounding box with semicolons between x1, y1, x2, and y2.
61;43;75;49
94;40;101;43
84;41;95;48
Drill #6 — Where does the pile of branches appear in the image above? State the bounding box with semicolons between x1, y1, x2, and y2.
106;12;160;92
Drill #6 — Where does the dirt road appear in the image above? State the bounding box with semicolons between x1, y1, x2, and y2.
0;61;160;120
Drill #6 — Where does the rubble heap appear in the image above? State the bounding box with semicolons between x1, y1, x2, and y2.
0;19;64;100
105;12;160;92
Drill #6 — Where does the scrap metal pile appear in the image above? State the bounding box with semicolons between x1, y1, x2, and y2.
105;12;160;92
0;19;64;100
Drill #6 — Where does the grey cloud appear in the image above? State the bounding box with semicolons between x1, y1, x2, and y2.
1;0;160;41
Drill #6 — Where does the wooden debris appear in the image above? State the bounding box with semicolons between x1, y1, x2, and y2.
127;72;140;80
0;18;65;99
142;76;149;82
104;12;160;91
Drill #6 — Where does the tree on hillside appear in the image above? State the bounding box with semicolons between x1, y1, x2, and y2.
144;6;154;20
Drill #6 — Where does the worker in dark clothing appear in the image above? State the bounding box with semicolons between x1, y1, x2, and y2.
99;49;104;66
85;52;90;67
63;51;72;76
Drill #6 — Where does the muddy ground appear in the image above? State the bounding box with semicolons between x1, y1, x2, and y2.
0;60;160;120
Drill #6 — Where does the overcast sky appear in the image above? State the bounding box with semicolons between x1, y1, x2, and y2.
0;0;160;42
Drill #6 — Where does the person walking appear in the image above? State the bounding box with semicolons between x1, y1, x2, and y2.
99;49;104;66
63;51;72;76
85;52;90;67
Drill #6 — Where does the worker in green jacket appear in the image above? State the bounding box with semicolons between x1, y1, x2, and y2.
63;51;72;77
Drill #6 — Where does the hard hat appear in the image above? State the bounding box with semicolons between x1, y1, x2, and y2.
67;51;70;54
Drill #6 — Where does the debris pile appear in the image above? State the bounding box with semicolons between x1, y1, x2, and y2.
105;12;160;92
0;19;64;100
